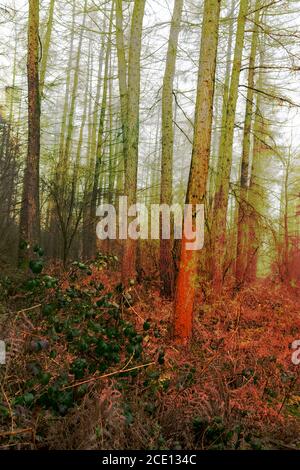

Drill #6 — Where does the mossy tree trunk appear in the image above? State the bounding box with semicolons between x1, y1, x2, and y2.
160;0;184;298
211;0;249;292
174;0;221;344
19;0;41;264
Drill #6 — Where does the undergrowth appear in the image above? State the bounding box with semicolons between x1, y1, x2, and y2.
0;250;300;449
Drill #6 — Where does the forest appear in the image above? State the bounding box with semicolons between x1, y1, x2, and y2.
0;0;300;452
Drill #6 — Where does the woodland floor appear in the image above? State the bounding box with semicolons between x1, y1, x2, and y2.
1;257;300;450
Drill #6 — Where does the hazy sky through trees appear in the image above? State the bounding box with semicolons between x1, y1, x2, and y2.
1;0;300;219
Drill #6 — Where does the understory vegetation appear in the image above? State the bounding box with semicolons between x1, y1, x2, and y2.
1;253;300;450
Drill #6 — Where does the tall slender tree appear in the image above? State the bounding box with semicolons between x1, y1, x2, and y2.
82;33;106;259
235;0;260;285
87;3;114;258
121;0;146;283
174;0;221;344
160;0;184;298
19;0;40;263
115;0;128;167
40;0;55;96
211;0;249;291
246;49;266;282
61;0;87;179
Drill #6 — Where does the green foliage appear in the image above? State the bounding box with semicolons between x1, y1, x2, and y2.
143;319;151;331
70;358;88;379
33;245;44;257
192;416;239;450
19;240;29;251
91;252;119;270
158;350;165;365
6;257;150;417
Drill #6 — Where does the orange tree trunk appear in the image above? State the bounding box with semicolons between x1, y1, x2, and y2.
173;0;221;345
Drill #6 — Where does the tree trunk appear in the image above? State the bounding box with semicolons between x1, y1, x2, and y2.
235;0;260;286
246;49;265;282
87;4;113;258
208;0;235;211
115;0;128;166
174;0;221;345
211;0;248;292
160;0;184;298
47;0;75;258
61;0;87;179
283;150;291;281
121;0;146;284
207;0;235;273
19;0;40;264
82;36;105;259
40;0;55;96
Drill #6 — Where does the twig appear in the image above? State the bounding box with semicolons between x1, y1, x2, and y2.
122;352;135;371
0;385;14;432
128;304;144;322
62;361;156;390
15;304;41;316
123;292;145;321
0;428;32;438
